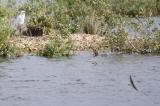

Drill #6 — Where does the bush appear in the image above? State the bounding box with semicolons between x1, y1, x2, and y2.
109;28;128;52
0;4;18;57
27;15;53;34
83;14;101;34
111;0;158;17
38;35;74;58
154;31;160;53
0;17;13;57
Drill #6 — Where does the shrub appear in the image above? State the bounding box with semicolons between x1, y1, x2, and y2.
109;28;128;52
154;31;160;53
38;35;74;58
27;15;53;34
0;17;13;57
83;14;101;35
111;0;158;17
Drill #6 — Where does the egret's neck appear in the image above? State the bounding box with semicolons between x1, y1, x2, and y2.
21;13;25;19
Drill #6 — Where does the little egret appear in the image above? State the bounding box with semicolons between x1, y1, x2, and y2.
11;11;26;32
17;11;25;25
16;11;26;32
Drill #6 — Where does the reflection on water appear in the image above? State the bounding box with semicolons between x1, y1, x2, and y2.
0;52;160;106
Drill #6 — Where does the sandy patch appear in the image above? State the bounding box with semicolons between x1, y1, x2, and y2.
9;33;107;54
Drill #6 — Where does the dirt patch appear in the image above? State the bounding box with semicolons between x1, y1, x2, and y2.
9;35;51;53
71;34;108;51
9;34;107;54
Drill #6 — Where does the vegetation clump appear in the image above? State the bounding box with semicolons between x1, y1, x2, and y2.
0;0;160;58
0;5;15;57
111;0;160;17
38;35;74;58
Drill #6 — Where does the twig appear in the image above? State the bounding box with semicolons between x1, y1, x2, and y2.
130;75;138;91
127;40;140;53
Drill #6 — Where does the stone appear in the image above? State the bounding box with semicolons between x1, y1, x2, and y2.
23;27;43;36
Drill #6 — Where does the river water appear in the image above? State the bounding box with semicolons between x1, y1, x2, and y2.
0;52;160;106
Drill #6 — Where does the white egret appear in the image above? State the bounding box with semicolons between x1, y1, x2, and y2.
16;11;26;32
11;11;26;32
17;11;25;26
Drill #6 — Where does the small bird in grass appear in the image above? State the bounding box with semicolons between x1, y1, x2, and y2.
91;48;98;57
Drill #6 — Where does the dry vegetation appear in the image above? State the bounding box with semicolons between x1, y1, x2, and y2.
0;0;160;58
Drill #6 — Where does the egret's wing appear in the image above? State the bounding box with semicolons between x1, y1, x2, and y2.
10;17;18;30
16;15;21;24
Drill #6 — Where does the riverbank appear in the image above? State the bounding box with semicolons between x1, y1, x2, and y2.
0;0;160;58
9;34;107;55
8;31;160;58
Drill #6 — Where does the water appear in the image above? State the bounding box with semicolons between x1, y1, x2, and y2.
111;17;160;37
126;17;160;36
0;52;160;106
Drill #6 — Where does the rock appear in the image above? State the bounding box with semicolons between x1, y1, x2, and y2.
23;27;43;36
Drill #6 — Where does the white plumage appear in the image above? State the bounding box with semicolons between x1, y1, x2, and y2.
11;11;25;31
16;11;25;26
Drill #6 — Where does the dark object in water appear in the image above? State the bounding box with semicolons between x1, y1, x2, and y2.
92;49;98;57
130;75;138;91
23;27;43;36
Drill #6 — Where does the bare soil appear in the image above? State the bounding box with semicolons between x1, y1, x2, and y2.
9;34;107;54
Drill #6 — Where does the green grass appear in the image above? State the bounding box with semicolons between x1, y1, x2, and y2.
111;0;159;17
0;0;160;57
38;35;74;58
0;17;16;57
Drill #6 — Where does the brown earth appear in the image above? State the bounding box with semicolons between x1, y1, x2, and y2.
9;34;108;54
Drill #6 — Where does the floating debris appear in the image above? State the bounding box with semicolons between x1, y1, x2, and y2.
130;75;138;91
91;61;97;65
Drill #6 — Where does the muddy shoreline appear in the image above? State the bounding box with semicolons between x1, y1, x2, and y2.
9;34;107;54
